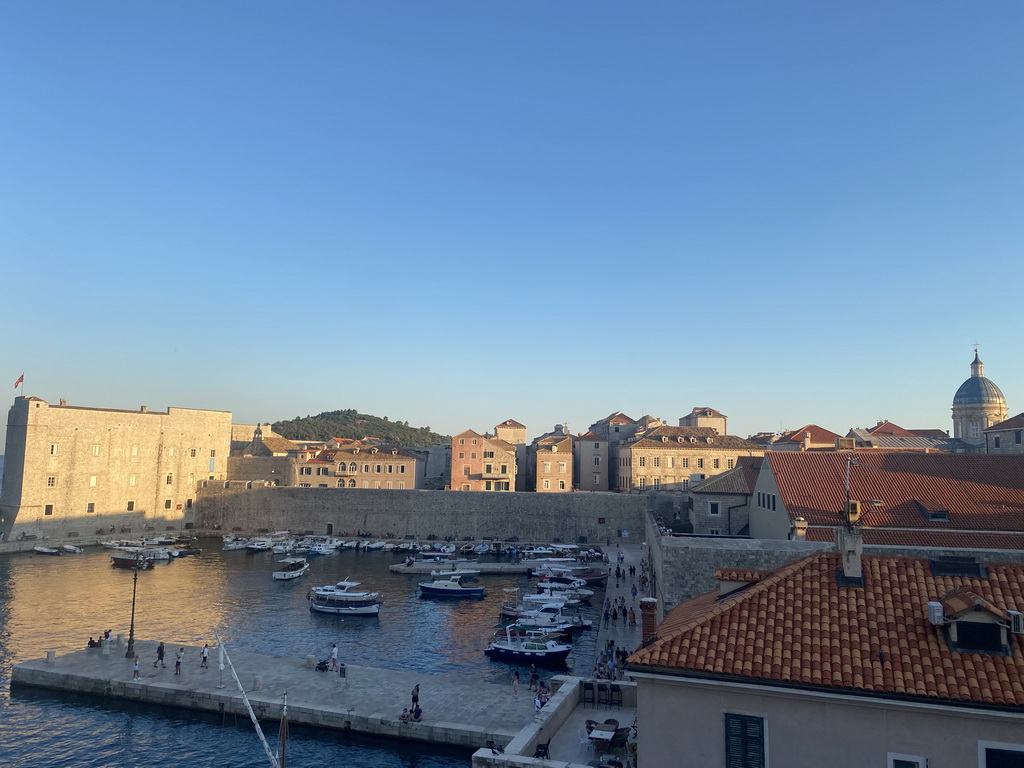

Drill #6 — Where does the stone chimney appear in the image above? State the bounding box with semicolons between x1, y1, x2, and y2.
140;405;148;413
834;525;864;584
802;432;811;451
791;517;807;541
59;399;67;407
639;597;658;645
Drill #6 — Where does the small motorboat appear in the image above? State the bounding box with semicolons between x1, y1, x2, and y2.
61;544;84;554
308;579;383;615
110;552;151;569
429;567;480;580
272;557;309;580
33;546;62;556
364;540;385;551
307;541;334;556
485;627;572;666
418;574;486;598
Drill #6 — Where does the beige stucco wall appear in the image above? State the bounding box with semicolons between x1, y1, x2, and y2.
633;673;1024;768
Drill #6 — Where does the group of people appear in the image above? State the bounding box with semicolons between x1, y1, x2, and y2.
86;629;114;648
602;596;636;629
593;640;630;680
400;684;423;722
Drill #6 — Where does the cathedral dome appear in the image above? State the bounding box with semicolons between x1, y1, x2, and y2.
953;376;1006;406
952;352;1006;406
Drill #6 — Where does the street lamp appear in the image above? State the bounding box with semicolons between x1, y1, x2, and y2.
125;550;141;658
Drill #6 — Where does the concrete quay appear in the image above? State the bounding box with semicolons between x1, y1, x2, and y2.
388;561;532;575
12;641;539;751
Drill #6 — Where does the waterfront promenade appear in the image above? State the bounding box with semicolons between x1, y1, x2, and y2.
13;640;535;750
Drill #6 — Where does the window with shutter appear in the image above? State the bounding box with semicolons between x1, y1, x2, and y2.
724;713;764;768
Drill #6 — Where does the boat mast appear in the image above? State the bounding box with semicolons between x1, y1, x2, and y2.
214;630;281;768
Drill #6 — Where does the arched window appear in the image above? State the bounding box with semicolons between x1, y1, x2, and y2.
348;479;356;487
349;462;357;471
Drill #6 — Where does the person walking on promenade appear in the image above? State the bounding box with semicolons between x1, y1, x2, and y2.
528;664;538;692
154;642;166;668
631;583;638;603
411;683;420;710
512;670;519;695
132;657;140;680
603;607;610;628
175;648;184;675
200;643;210;668
330;643;339;671
628;607;636;627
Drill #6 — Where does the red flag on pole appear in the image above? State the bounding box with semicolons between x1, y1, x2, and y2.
15;373;24;389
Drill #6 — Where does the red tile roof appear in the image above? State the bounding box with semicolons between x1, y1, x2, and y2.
867;420;916;437
628;553;1024;708
804;527;1024;550
988;413;1024;432
766;451;1024;532
777;424;842;445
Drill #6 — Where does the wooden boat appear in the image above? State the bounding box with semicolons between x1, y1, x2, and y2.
485;627;572;666
33;546;62;556
418;573;486;598
272;557;309;580
308;579;383;615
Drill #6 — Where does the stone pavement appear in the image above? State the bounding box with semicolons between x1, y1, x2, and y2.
13;640;539;750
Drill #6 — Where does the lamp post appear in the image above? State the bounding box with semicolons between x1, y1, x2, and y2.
125;551;141;658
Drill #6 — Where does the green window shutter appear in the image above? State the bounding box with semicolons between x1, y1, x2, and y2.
725;714;764;768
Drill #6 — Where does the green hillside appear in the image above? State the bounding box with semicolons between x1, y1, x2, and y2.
272;409;450;445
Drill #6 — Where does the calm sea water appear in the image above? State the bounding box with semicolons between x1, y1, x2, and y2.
0;540;601;767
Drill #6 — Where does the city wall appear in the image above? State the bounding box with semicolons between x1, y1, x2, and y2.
195;484;649;544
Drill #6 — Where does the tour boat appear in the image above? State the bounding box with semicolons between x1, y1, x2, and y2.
32;546;62;556
308;579;383;615
418;573;486;598
485;627;573;666
272;557;309;580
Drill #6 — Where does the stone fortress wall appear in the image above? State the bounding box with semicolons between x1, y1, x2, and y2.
195;484;649;545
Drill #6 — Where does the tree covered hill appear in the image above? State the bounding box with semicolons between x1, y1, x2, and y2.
272;409;450;445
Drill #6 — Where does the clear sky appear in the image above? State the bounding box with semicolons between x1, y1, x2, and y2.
2;1;1021;447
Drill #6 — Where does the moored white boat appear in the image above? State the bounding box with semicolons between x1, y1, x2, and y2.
308;579;383;615
33;546;62;556
272;557;309;580
485;626;572;666
418;573;486;598
61;544;84;554
429;567;480;580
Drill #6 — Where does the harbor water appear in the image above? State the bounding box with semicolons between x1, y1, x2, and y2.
0;539;602;767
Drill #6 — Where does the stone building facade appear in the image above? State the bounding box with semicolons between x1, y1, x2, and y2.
449;428;518;492
529;426;573;492
986;413;1024;455
614;425;765;492
0;396;231;539
573;431;609;492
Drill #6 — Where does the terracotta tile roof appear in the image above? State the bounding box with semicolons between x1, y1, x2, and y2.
576;431;604;441
497;418;526;429
911;428;951;438
766;451;1024;532
259;437;301;454
777;424;842;445
689;407;727;418
940;585;1012;621
628;553;1024;708
988;413;1024;432
804;527;1024;550
867;420;916;437
593;411;635;426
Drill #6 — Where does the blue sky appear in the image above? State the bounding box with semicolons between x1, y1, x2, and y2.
2;1;1022;446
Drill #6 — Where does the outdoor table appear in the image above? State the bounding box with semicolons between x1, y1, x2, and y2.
589;728;616;749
